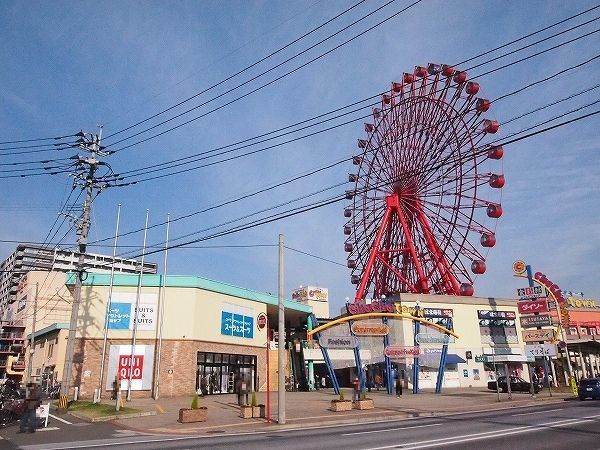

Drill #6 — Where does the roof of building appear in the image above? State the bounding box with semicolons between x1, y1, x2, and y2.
65;273;312;314
26;322;69;340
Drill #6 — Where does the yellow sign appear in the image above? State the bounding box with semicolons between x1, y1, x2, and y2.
350;320;389;336
512;260;526;274
567;296;600;309
570;376;578;397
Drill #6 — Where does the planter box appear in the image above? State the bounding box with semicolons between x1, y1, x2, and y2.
239;405;253;419
354;399;374;410
330;400;353;412
259;404;266;418
178;407;207;423
252;406;262;418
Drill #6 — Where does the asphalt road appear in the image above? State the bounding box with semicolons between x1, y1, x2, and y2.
3;400;600;450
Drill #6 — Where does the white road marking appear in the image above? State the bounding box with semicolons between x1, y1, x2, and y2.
366;414;600;450
49;414;73;425
342;423;442;436
38;426;61;432
513;408;564;416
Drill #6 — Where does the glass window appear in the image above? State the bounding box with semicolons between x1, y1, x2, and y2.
197;353;205;363
205;353;213;363
214;354;222;363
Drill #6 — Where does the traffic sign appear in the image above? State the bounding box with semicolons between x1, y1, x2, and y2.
517;298;549;314
474;355;489;363
524;343;557;358
520;314;552;328
516;285;545;299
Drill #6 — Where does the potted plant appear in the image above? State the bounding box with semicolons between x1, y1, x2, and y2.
178;394;208;423
354;392;374;410
250;391;262;418
330;390;352;412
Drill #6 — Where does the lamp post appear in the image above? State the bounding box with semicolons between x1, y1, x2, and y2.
490;342;500;402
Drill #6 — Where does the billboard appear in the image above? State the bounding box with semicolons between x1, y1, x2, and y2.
291;286;328;302
106;344;154;391
106;292;157;331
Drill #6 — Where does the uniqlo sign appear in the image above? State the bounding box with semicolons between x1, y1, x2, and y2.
118;355;144;380
517;299;548;314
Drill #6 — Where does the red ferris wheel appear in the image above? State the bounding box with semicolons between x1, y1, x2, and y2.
344;63;505;301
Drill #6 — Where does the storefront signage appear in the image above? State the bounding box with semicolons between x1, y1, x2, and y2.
17;296;27;312
347;300;394;315
474;355;488;363
415;333;452;344
318;335;358;349
567;296;600;309
479;319;516;327
513;260;526;274
520;314;552;328
478;310;516;319
106;344;154;391
524;343;557;358
221;311;254;339
292;286;329;302
106;292;157;331
256;312;267;330
384;346;422;359
534;272;567;304
522;329;555;343
395;305;454;329
350;320;389;336
516;285;545;299
517;299;548;314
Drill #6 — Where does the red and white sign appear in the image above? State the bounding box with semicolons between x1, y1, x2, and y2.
118;355;144;380
256;312;267;330
517;299;549;314
384;346;422;359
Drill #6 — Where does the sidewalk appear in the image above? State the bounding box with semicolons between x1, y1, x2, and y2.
106;387;573;435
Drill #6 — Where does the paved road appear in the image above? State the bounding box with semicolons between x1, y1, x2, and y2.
4;400;600;450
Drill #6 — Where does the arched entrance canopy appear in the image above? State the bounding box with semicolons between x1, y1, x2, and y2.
307;312;459;340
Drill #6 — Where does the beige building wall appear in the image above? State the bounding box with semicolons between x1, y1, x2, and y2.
396;294;526;388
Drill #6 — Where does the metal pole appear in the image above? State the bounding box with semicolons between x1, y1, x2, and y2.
127;209;149;401
60;128;101;406
27;283;38;383
153;213;170;400
98;204;121;400
266;317;271;423
277;234;285;424
491;344;500;402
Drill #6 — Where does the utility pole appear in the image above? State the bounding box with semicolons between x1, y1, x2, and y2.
59;127;107;409
277;234;285;424
27;283;38;383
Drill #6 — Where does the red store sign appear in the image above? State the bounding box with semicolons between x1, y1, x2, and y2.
118;355;144;380
517;299;549;314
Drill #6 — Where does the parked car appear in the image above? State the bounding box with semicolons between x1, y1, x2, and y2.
578;378;600;400
487;376;540;393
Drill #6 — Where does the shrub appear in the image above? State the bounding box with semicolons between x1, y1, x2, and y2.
339;390;345;401
191;394;199;409
251;391;257;407
361;392;366;401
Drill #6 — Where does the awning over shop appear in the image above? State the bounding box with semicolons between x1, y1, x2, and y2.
445;354;467;364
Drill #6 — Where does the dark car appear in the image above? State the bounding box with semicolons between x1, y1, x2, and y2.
487;376;540;393
578;378;600;400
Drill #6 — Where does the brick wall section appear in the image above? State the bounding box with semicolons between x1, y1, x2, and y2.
72;338;276;399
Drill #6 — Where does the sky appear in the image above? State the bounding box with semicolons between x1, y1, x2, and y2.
1;0;599;315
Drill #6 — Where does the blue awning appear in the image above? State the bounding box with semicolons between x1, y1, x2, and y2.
445;353;467;365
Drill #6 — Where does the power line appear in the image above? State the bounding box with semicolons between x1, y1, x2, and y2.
285;246;346;267
0;134;76;146
104;0;423;152
103;0;370;140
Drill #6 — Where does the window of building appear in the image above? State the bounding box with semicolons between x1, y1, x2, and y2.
39;340;45;348
47;343;54;358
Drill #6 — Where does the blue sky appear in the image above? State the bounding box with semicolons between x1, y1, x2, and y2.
1;0;599;314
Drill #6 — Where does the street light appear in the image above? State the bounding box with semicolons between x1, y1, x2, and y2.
490;342;500;402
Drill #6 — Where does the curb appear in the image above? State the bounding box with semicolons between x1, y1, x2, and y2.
69;410;156;423
112;396;570;436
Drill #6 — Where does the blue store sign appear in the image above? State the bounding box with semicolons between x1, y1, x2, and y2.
221;311;254;339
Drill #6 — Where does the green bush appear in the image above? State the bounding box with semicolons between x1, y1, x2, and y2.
251;391;257;407
339;390;345;401
191;394;199;409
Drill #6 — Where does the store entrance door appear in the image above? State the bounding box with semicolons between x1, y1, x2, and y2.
197;352;257;395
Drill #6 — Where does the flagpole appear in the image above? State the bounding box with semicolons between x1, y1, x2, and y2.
153;213;170;400
97;203;121;401
127;209;149;402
